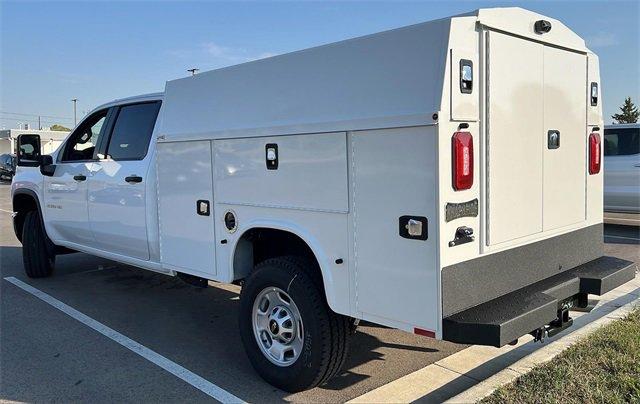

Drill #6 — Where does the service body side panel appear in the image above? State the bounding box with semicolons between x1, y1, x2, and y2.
213;133;350;313
214;133;348;213
351;126;439;333
156;140;216;277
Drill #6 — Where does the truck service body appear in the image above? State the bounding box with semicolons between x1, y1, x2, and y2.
12;7;636;391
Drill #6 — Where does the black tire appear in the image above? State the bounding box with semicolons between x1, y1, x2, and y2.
239;256;351;392
22;210;54;278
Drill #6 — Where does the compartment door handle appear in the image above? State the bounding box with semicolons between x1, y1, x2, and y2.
125;175;143;183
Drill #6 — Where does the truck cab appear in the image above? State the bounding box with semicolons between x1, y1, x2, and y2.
12;94;164;269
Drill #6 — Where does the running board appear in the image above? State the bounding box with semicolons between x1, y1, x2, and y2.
177;272;209;288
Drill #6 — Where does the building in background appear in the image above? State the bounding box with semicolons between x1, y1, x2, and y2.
0;128;70;155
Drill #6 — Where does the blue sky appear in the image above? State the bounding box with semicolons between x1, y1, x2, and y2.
1;1;638;129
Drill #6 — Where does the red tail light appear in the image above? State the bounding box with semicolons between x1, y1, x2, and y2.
452;131;473;190
589;132;601;175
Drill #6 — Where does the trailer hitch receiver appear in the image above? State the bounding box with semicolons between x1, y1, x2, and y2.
531;306;574;343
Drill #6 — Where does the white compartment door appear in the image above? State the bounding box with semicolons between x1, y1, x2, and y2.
352;127;438;332
157;141;216;277
542;46;587;230
486;32;544;245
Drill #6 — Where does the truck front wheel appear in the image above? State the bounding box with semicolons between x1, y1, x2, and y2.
22;210;54;278
239;256;350;392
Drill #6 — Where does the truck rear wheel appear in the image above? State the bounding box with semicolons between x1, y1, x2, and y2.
239;256;350;392
22;210;54;278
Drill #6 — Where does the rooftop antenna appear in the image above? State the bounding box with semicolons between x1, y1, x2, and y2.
187;68;199;76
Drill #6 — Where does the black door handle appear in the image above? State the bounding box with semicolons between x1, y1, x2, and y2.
547;130;560;149
125;175;143;184
73;174;87;181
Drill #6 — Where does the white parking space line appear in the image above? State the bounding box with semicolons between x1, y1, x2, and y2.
4;276;245;404
0;208;14;214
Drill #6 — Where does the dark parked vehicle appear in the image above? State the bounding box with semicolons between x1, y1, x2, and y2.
0;154;16;181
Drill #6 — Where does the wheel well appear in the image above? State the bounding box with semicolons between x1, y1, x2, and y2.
12;192;39;243
233;228;322;286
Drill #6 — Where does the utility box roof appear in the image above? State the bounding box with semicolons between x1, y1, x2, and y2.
160;17;451;141
159;7;588;142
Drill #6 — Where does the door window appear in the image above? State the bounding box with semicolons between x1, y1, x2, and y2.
105;102;161;160
604;128;640;156
62;110;108;162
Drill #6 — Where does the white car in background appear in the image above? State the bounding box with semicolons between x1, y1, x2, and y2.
604;123;640;225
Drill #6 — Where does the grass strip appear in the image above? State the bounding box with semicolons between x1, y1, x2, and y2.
482;307;640;404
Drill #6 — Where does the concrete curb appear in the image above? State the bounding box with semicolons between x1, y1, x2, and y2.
446;294;640;403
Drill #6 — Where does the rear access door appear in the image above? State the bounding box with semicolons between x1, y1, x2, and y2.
486;31;587;246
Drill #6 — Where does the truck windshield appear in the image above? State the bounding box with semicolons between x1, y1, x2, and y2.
604;128;640;156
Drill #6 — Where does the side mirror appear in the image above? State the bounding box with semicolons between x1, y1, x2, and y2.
17;134;42;167
40;155;56;177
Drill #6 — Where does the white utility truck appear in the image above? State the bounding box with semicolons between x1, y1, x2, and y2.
12;8;636;392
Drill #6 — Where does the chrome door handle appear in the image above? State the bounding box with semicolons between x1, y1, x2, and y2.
73;174;87;181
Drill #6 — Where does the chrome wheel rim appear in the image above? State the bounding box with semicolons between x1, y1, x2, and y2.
252;287;304;367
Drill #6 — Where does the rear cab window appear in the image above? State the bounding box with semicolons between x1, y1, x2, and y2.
105;102;161;160
604;128;640;156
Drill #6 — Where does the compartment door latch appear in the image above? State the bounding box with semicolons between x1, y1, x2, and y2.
399;216;428;240
449;226;474;247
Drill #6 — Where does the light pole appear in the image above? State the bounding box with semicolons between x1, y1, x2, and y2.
71;98;78;126
187;68;199;76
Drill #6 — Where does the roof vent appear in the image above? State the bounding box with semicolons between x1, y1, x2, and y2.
534;20;552;34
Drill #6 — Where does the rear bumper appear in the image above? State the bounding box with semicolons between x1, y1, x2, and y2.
442;256;637;347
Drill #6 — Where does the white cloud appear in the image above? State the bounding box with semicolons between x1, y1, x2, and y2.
586;32;618;48
166;42;277;69
203;42;277;64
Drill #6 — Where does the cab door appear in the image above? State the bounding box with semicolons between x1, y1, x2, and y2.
87;101;161;260
44;109;109;245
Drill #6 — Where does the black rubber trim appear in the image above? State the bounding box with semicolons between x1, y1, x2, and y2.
442;224;604;317
443;256;636;347
12;189;43;241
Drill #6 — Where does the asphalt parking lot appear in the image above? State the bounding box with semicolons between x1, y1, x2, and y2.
0;182;465;403
1;181;638;403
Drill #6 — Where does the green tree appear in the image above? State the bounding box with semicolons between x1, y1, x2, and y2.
611;97;639;124
50;124;71;132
